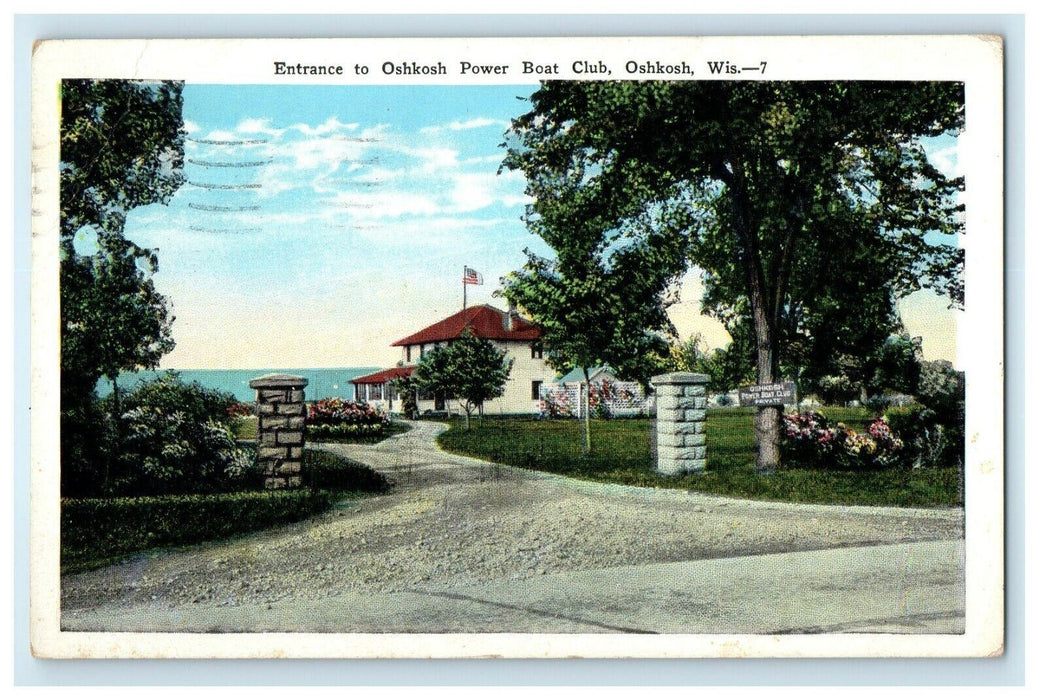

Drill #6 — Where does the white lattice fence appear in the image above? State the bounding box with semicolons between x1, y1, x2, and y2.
539;378;651;418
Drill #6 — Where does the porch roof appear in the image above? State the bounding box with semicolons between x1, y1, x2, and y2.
351;366;415;385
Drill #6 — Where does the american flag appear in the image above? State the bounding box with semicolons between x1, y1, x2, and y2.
463;266;483;285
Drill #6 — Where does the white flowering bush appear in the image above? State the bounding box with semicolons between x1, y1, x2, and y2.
111;373;254;495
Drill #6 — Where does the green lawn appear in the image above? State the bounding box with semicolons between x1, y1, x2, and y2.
436;409;962;507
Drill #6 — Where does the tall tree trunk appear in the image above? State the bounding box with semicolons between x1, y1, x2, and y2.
580;369;592;456
752;302;781;472
110;377;120;419
107;376;121;491
722;159;781;471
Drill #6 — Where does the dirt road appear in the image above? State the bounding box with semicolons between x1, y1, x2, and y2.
61;420;964;632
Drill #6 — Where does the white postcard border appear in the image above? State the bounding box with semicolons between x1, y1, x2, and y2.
29;35;1005;659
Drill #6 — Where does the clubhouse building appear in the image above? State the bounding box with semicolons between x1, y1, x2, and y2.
351;304;559;416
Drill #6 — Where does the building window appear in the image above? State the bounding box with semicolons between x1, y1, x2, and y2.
531;342;543;359
532;380;543;401
406;346;412;363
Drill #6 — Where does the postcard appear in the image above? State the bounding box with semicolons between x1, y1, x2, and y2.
30;35;1004;658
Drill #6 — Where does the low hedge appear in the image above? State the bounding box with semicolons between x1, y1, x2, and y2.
306;423;385;440
61;489;336;574
305;419;411;444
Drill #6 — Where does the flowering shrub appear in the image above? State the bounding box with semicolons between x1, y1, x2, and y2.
588;378;642;418
781;411;903;470
226;401;254;419
887;407;959;469
588;380;614;419
120;407;253;493
867;416;902;452
306;397;390;439
110;374;254;496
538;386;574;419
538;379;646;419
781;411;842;467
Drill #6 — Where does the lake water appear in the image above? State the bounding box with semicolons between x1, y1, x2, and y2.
96;367;383;403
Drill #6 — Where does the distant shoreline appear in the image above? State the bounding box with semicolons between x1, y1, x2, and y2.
95;367;383;403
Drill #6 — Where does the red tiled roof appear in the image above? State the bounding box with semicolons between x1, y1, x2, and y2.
351;366;415;385
391;304;541;347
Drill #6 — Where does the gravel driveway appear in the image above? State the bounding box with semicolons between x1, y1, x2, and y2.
61;420;964;620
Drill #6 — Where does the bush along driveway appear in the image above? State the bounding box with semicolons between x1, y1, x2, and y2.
61;420;964;634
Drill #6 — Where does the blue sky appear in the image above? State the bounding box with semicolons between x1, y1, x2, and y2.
110;84;548;368
95;83;961;369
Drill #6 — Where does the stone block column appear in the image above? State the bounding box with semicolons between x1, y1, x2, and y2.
651;372;710;475
249;373;308;489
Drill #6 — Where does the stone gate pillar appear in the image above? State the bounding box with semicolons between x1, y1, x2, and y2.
651;372;710;475
249;373;308;489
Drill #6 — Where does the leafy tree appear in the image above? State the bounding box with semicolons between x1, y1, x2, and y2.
667;334;707;373
60;80;186;240
664;332;759;396
701;338;759;396
62;235;175;405
918;359;964;415
499;207;688;452
392;376;420;419
411;331;514;430
870;333;924;398
60;79;185;481
503;81;964;470
889;359;965;469
500;256;682;451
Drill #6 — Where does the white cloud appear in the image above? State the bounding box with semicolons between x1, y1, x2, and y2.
235;117;283;136
450;173;496;212
358;124;391;141
202;129;238;142
499;193;532;207
419;117;502;134
452;117;501;130
195;118;396;200
463;154;504;166
183;120;201;134
923;131;965;181
289;116;361;137
331;190;441;219
181;113;528;241
928;144;961;179
346;215;518;248
406;146;460;172
284;138;368;171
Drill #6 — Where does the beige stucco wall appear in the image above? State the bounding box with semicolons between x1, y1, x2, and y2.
362;339;558;416
483;340;560;415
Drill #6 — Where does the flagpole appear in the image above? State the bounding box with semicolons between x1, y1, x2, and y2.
463;265;467;310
